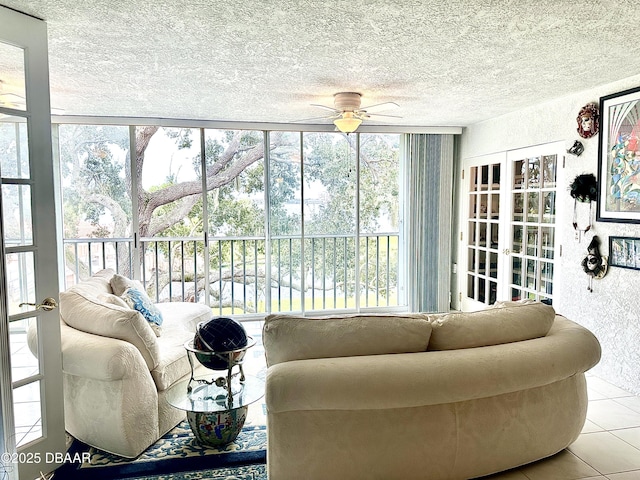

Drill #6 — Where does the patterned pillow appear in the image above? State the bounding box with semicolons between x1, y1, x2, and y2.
121;287;163;336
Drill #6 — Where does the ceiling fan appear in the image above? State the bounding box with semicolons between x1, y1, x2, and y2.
303;92;401;133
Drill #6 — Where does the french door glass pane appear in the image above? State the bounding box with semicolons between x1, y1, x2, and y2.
543;155;557;187
13;381;41;447
513;192;524;221
527;157;540;187
2;184;32;246
0;42;27;111
9;318;39;383
0;120;29;178
542;191;556;223
6;251;35;316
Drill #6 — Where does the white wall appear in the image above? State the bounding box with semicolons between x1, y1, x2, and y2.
460;74;640;395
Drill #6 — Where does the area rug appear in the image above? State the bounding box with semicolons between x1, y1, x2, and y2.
128;463;266;480
56;422;266;479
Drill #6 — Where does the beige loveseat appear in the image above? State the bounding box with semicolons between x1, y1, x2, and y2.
29;269;212;458
263;301;601;480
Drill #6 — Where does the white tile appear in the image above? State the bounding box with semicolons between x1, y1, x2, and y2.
519;449;600;480
616;396;640;415
586;377;634;399
582;419;605;433
612;427;640;450
588;388;608;401
587;399;640;430
607;471;640;479
568;431;640;475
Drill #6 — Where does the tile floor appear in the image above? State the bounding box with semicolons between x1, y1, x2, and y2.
11;320;640;479
478;373;640;480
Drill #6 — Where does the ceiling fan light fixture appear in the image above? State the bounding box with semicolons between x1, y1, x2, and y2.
334;112;362;133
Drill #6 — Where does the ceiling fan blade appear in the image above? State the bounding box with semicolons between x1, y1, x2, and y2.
292;114;340;122
310;104;341;114
359;101;399;114
366;112;403;119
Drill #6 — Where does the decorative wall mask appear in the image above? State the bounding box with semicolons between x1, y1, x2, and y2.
581;236;608;292
577;103;599;139
567;140;584;156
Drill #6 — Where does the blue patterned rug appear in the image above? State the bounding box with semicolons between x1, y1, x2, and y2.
128;463;266;479
56;422;266;479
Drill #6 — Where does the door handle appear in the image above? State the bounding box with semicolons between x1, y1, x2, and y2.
19;297;58;311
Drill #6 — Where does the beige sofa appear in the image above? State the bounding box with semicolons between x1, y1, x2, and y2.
263;301;601;480
29;269;212;458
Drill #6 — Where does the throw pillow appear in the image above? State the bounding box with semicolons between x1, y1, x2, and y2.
263;313;432;366
97;293;130;308
110;273;145;296
121;287;164;337
427;301;555;351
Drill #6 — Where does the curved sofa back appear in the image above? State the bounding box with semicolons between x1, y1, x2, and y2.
266;316;601;413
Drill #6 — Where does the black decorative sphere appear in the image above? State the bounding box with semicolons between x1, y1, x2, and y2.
193;317;248;370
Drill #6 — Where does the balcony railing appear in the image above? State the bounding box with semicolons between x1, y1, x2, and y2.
63;233;401;316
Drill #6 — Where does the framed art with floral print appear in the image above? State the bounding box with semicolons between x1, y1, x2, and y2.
597;86;640;223
609;236;640;270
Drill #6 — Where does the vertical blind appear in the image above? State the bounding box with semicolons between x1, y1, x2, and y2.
405;134;455;313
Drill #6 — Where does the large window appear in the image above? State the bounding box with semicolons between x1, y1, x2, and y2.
58;123;403;316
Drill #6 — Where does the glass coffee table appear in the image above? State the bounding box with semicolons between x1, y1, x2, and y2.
166;374;264;447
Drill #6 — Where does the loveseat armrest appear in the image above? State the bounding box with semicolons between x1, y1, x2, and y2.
60;321;150;381
267;316;601;413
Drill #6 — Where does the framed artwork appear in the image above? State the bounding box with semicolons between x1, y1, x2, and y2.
609;236;640;270
597;86;640;223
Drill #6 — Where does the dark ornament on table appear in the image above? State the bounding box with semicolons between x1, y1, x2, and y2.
193;317;248;370
577;103;599;139
581;236;608;292
567;140;584;156
569;173;598;203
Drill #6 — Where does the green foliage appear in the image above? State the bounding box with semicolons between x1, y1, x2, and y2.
59;124;401;309
59;125;130;238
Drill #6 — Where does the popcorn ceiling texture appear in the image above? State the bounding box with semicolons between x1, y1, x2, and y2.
3;0;640;127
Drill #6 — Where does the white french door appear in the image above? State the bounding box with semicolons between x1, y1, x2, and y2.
0;7;66;480
458;142;563;312
504;143;563;305
458;152;506;311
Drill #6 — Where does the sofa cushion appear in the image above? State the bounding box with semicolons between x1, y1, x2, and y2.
263;313;433;366
155;302;212;332
60;287;160;370
427;301;555;351
121;287;164;336
151;329;195;391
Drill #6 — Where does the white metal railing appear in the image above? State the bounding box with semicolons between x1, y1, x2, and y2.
63;233;401;316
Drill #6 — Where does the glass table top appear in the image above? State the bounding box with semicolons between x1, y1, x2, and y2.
166;375;264;413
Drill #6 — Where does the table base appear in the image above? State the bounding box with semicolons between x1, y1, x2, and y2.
187;406;248;446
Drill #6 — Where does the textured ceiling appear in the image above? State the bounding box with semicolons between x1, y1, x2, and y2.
2;0;640;128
